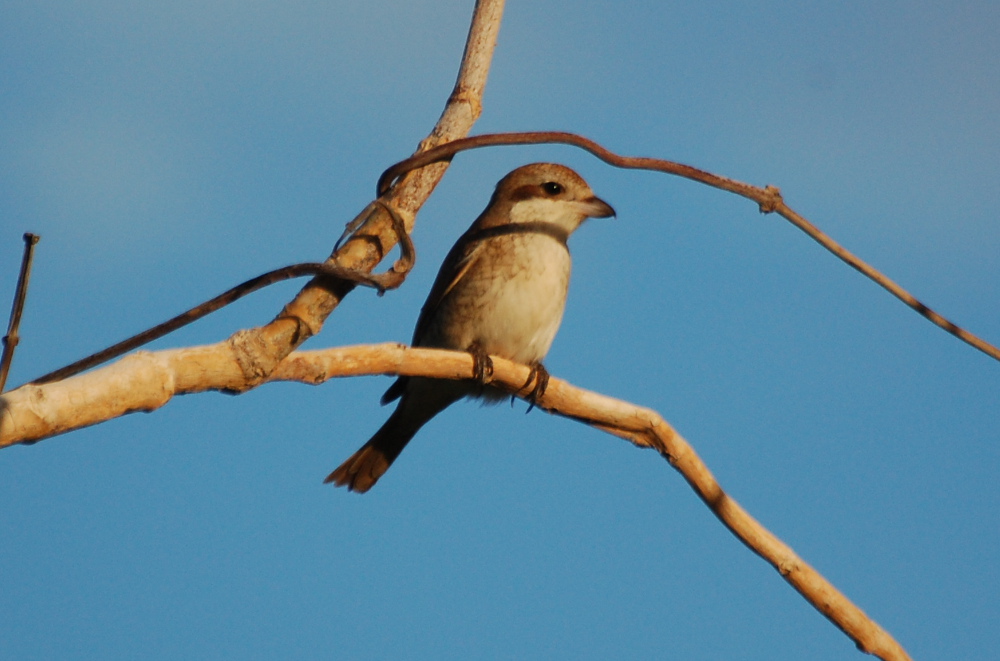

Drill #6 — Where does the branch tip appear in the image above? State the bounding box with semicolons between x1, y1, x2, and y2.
1;232;41;392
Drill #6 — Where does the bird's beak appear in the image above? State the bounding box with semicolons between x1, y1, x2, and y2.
579;195;616;219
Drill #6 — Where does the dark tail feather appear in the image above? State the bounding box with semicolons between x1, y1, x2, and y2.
324;447;397;493
325;383;462;492
323;394;440;493
324;417;414;493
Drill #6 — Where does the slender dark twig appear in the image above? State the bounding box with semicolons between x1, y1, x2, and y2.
0;233;41;392
31;205;415;386
377;131;999;364
29;264;351;385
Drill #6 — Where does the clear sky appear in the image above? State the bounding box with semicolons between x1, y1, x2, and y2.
2;1;998;659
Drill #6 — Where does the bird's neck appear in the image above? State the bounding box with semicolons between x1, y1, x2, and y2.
465;222;570;247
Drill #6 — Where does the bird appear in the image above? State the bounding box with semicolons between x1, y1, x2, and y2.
325;162;615;492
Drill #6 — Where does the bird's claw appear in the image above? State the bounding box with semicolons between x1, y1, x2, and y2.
467;343;494;384
523;362;550;413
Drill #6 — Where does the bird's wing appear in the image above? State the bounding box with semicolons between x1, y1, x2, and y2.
412;236;485;345
380;235;485;405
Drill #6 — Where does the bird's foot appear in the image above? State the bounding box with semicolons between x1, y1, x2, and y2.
467;342;494;384
522;362;550;413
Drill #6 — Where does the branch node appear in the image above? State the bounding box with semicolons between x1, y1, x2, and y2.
447;85;483;120
758;185;783;214
227;329;282;390
778;557;801;576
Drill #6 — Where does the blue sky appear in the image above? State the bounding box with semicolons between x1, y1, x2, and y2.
2;1;998;659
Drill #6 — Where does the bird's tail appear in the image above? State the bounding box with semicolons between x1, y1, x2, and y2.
324;410;416;492
325;381;463;492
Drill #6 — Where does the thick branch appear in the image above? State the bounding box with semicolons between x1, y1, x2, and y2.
269;0;506;347
0;343;911;660
102;0;507;397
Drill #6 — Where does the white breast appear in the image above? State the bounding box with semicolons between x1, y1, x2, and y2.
432;232;572;366
475;235;571;364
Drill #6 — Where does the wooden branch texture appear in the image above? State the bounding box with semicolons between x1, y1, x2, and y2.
0;343;912;660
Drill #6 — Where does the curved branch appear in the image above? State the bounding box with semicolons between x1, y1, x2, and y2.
278;345;914;661
0;343;912;661
77;1;507;396
377;131;1000;364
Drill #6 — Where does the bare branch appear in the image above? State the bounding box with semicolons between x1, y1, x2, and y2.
281;345;913;661
0;343;911;660
0;233;40;392
53;1;506;397
263;0;507;353
377;131;1000;364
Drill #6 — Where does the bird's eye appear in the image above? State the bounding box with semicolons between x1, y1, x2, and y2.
541;182;563;195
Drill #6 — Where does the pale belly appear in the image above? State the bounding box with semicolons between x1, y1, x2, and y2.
427;234;572;365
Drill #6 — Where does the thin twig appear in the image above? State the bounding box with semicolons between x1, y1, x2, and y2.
32;252;405;386
27;264;355;385
377;131;999;364
29;201;415;386
0;233;40;392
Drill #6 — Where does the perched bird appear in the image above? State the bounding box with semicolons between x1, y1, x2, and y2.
326;163;615;492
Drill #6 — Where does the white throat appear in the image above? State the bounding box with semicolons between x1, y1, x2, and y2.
508;198;586;234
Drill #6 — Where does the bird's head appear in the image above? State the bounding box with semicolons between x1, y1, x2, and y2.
482;163;615;234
